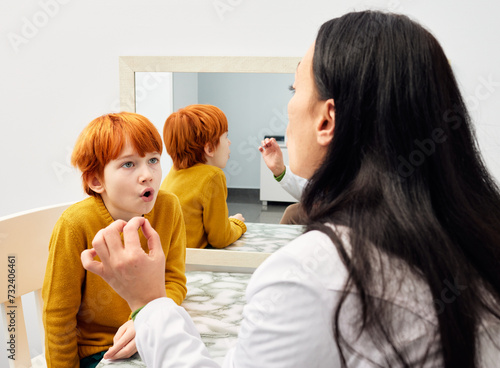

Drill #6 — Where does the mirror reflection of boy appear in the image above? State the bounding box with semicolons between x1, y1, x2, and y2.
161;104;246;249
42;112;187;368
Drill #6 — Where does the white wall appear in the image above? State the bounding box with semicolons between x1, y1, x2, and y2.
1;0;500;218
1;0;499;363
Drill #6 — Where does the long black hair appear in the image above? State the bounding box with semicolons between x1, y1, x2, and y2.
302;11;500;367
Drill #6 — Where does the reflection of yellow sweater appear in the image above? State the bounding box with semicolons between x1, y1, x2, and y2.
161;164;246;249
42;191;187;368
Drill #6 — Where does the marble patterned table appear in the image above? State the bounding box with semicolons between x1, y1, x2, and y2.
220;222;304;253
97;271;250;367
96;223;304;367
186;223;305;273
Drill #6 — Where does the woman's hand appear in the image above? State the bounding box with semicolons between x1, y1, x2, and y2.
81;217;167;312
258;137;286;177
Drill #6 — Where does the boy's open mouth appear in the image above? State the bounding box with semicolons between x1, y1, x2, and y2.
141;189;154;199
141;189;155;203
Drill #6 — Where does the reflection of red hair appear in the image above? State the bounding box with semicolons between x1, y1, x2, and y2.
71;112;163;197
163;104;228;169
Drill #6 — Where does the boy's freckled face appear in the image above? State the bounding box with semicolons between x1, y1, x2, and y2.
98;142;162;221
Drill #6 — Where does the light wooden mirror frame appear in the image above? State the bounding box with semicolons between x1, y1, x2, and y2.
118;56;301;273
119;56;301;112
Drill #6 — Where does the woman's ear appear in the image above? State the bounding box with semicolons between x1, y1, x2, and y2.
316;98;335;147
204;143;215;158
87;175;105;194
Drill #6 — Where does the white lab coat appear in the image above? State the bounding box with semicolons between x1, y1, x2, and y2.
135;228;500;367
279;166;307;201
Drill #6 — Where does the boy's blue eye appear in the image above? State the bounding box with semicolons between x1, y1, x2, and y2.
288;84;296;94
122;162;134;168
149;157;159;164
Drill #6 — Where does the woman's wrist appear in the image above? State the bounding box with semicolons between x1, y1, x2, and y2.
273;165;286;176
130;305;146;321
128;291;167;314
274;167;286;182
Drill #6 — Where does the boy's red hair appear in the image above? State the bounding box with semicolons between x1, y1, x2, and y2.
71;112;163;197
163;104;228;169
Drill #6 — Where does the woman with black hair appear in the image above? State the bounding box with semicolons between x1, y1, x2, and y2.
83;11;500;367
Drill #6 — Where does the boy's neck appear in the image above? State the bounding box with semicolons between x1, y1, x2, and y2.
99;194;143;222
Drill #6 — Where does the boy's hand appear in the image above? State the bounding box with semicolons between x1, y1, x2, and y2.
104;319;137;360
81;217;166;312
258;137;286;177
230;213;245;222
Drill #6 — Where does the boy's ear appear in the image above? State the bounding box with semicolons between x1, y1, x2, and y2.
316;98;335;147
204;143;215;158
87;175;105;194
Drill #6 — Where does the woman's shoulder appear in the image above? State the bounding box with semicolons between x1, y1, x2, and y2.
250;224;437;322
250;227;349;293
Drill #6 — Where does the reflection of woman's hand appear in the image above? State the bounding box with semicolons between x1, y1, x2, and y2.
104;319;137;360
258;137;286;177
81;217;166;312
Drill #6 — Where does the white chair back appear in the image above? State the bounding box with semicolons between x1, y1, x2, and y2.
0;203;72;368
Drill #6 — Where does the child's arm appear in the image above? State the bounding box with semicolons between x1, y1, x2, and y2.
42;217;85;368
162;195;187;305
202;171;247;249
230;213;245;222
103;320;137;360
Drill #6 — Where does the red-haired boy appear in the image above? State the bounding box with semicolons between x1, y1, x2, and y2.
42;112;187;368
161;104;246;249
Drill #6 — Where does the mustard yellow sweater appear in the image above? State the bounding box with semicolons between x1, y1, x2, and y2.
161;164;246;249
42;191;187;368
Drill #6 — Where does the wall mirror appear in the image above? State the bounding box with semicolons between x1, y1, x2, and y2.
119;56;300;188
